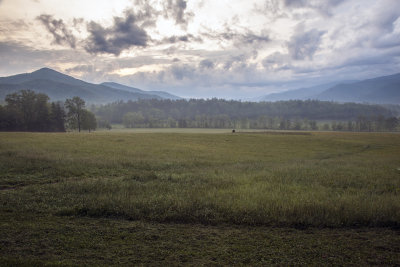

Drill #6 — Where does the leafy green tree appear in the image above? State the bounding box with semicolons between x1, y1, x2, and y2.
50;102;66;132
34;93;51;131
3;90;54;131
81;109;97;132
65;96;85;132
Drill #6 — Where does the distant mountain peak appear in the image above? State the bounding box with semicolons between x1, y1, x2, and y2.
0;68;182;103
33;67;61;74
36;67;54;71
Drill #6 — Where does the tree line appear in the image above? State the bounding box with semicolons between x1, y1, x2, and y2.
118;113;399;132
1;92;398;132
94;98;399;131
0;90;96;132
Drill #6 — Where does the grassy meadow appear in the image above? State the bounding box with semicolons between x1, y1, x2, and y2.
1;130;400;265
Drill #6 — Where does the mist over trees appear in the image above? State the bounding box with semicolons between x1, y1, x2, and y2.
0;91;96;132
94;99;399;131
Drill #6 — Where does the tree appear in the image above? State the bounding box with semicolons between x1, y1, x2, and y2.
0;105;9;130
4;90;53;131
65;97;85;132
50;102;66;132
81;109;97;132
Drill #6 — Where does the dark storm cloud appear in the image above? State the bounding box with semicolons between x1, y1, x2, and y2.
287;28;325;60
36;14;77;48
84;10;148;56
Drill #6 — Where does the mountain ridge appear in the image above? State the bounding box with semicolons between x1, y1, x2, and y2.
101;82;182;100
0;68;181;103
315;73;400;104
259;73;400;104
260;81;358;102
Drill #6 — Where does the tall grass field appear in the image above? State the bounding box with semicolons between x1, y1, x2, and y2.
1;130;399;265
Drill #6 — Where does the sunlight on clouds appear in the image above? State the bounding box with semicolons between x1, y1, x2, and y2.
112;64;170;76
155;18;186;37
0;0;131;21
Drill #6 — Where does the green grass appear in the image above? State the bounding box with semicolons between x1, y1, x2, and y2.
1;130;400;265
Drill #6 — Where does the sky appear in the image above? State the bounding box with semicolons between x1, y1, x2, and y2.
0;0;399;99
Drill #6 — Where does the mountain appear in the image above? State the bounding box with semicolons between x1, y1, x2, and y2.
315;73;400;104
101;82;182;100
260;81;357;101
0;68;181;103
259;73;400;104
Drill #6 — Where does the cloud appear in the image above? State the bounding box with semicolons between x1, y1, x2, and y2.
84;10;148;56
287;28;325;60
130;0;160;28
36;14;77;48
66;64;94;73
158;34;202;45
262;52;292;71
240;32;270;45
163;0;193;27
0;41;89;76
163;35;189;43
199;59;214;69
283;0;345;15
202;27;270;48
223;54;247;70
170;64;195;80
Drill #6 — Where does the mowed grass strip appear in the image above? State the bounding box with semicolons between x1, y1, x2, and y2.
1;131;400;227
